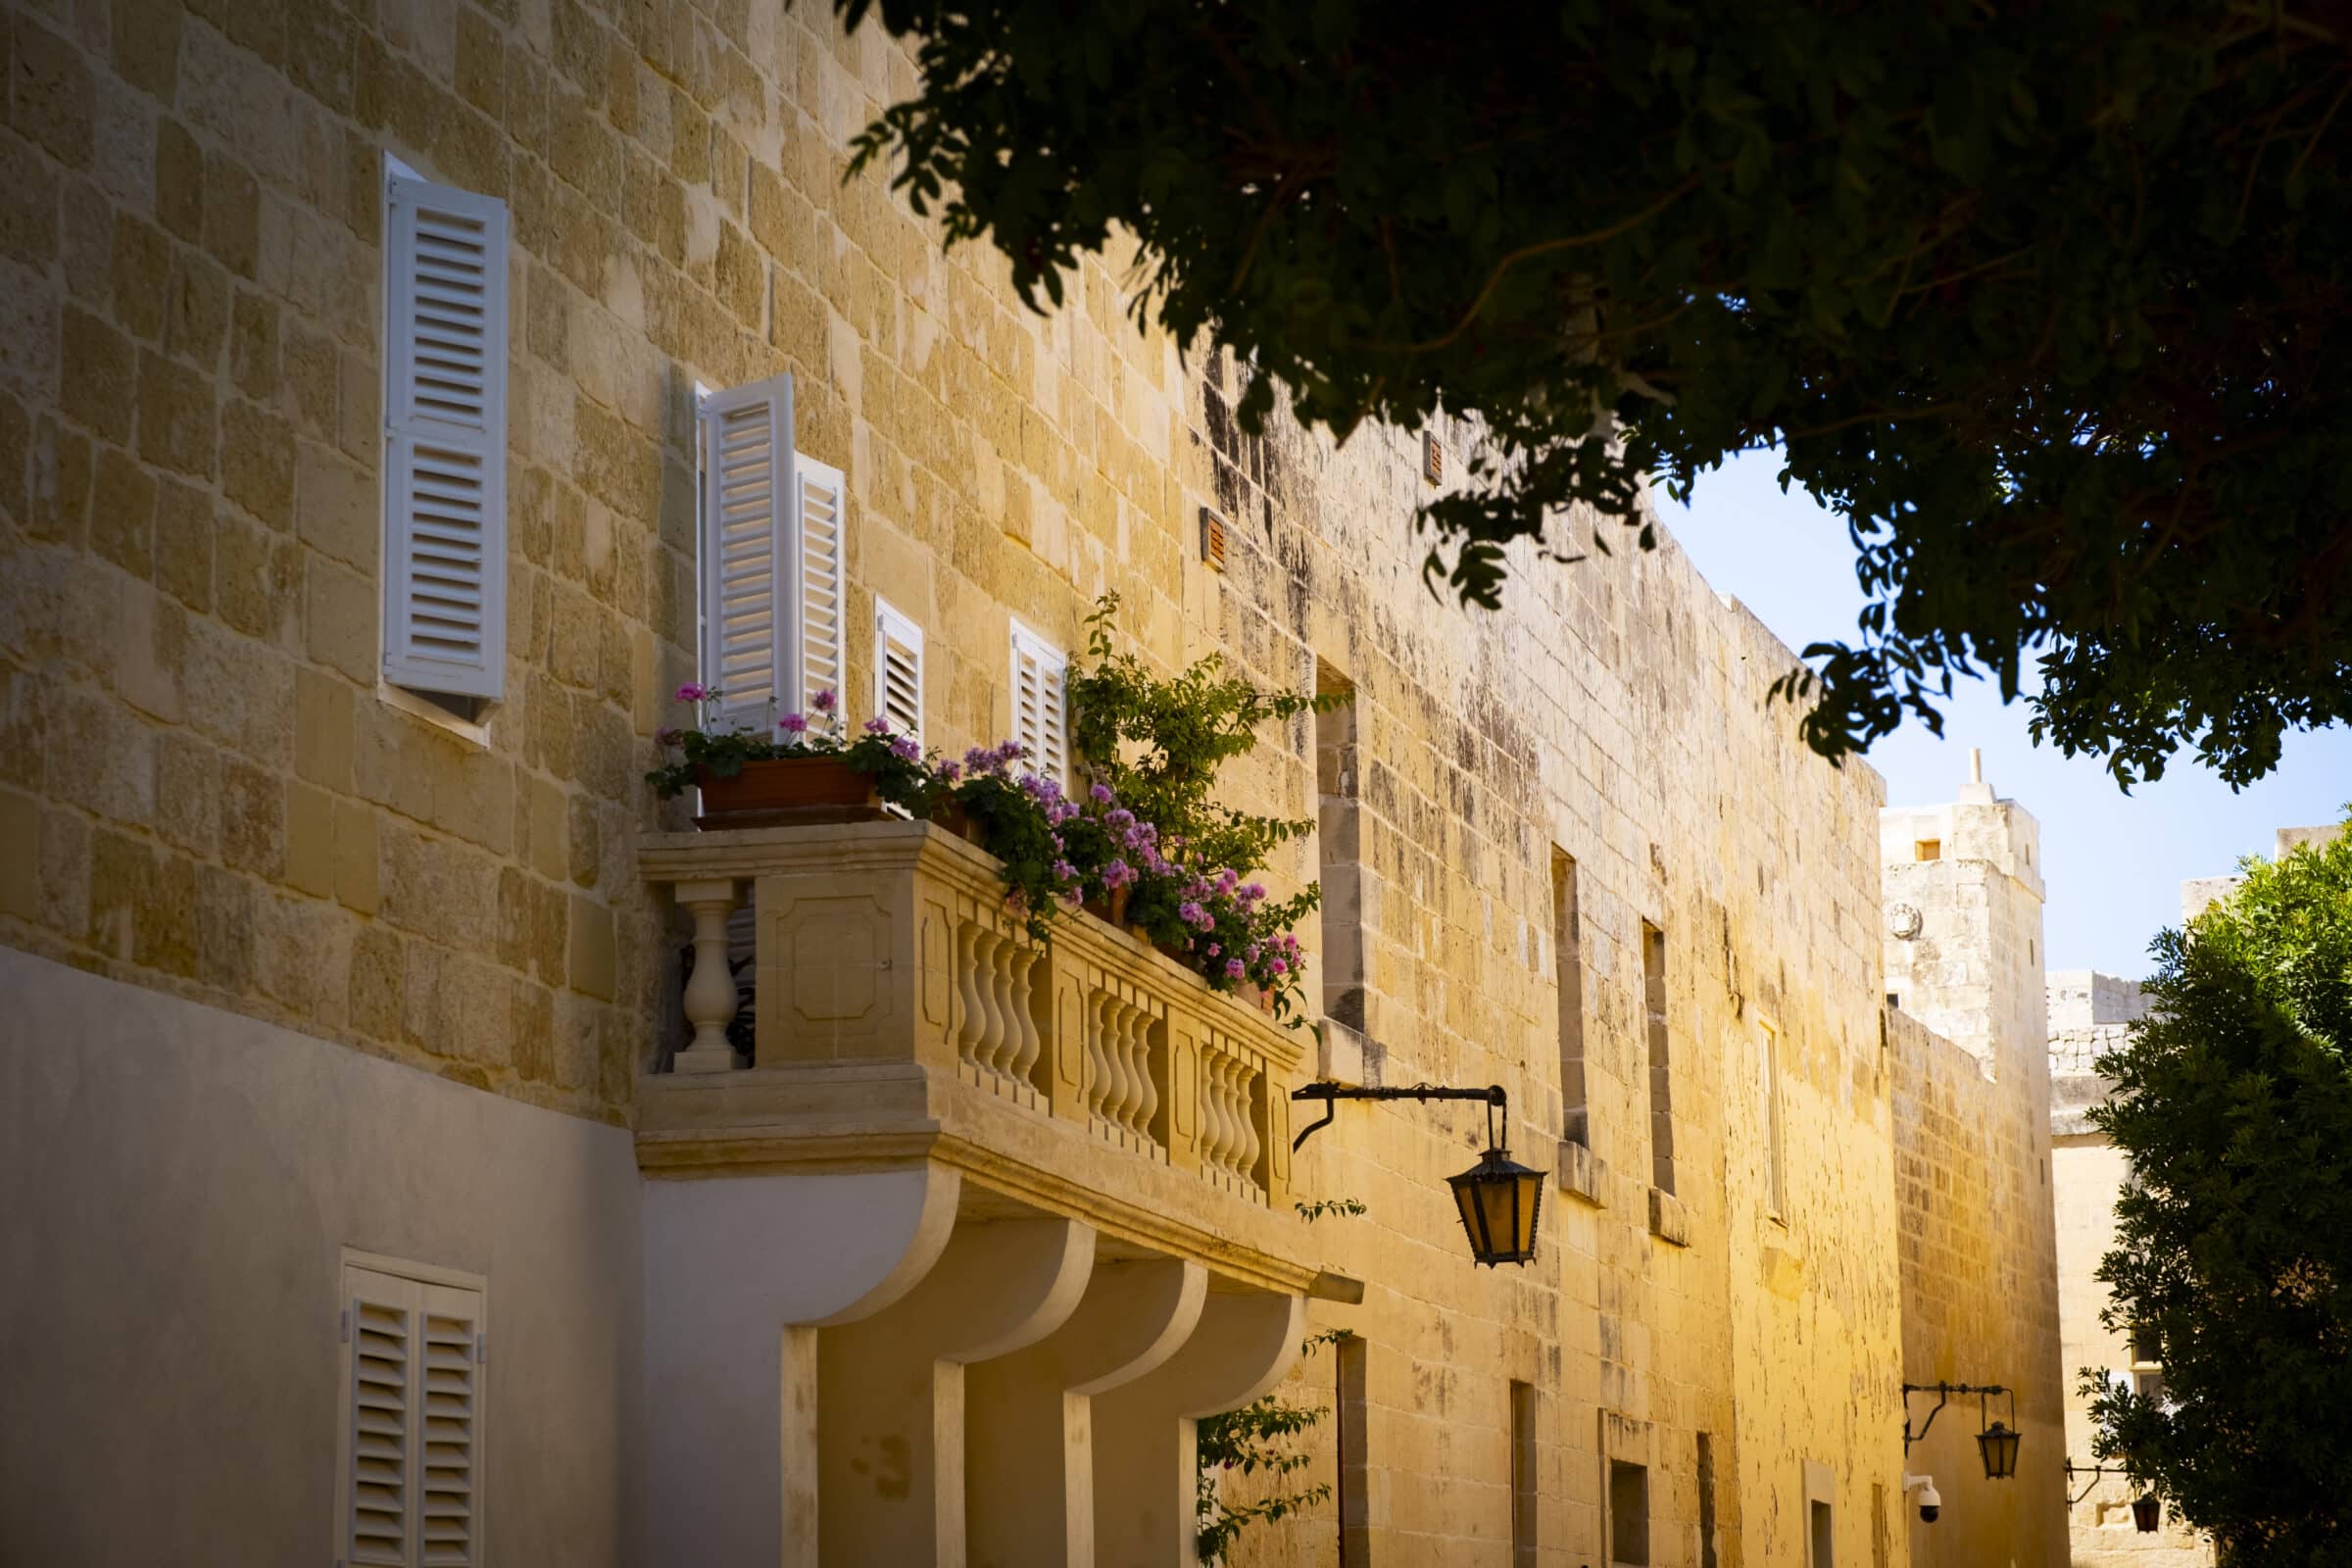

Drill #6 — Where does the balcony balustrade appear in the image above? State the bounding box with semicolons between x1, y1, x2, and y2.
638;814;1307;1236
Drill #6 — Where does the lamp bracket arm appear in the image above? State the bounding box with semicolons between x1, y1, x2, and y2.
1290;1081;1508;1152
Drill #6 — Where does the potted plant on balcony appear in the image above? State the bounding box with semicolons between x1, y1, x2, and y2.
647;686;942;826
1062;594;1335;1020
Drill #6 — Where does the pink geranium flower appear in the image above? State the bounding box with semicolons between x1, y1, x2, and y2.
675;682;709;703
779;712;808;735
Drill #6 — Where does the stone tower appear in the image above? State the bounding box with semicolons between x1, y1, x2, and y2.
1883;751;2070;1568
1882;749;2049;1078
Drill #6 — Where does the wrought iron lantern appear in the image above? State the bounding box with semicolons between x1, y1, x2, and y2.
1447;1137;1544;1266
1293;1081;1545;1266
2133;1495;2162;1533
1977;1417;2022;1481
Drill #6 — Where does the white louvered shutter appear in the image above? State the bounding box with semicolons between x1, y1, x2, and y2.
1008;620;1068;785
347;1278;415;1565
381;171;509;701
873;597;924;746
698;376;795;735
416;1286;482;1566
794;455;847;718
342;1265;485;1568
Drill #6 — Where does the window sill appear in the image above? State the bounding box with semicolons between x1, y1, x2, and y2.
1647;1185;1690;1247
378;680;495;749
1555;1139;1606;1208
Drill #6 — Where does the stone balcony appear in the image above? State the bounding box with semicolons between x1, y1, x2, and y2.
634;817;1327;1565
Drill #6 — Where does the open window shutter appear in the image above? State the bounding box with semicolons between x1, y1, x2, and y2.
698;376;794;735
347;1275;416;1566
1008;621;1068;784
381;172;509;701
873;597;924;745
416;1285;482;1566
794;455;847;717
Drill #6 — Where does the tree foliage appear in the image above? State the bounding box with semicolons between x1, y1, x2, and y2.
2090;818;2352;1564
837;0;2352;784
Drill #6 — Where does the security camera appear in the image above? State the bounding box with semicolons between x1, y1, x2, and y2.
1904;1473;1941;1524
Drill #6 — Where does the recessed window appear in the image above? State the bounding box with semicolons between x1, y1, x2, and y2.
1609;1459;1649;1565
1553;849;1587;1146
1316;662;1366;1032
1914;839;1941;861
1762;1021;1787;1222
1643;923;1674;1196
1510;1380;1538;1566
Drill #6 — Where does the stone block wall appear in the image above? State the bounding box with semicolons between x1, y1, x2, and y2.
1;0;1928;1561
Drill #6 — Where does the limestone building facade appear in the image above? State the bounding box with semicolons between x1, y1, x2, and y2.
0;1;2066;1562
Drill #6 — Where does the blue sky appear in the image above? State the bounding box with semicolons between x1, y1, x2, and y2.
1662;449;2352;979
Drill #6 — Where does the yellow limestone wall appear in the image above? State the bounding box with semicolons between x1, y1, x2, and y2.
0;0;1949;1561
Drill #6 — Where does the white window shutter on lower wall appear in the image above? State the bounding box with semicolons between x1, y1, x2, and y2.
1008;619;1068;786
342;1266;485;1568
698;376;795;735
381;172;510;701
873;597;924;745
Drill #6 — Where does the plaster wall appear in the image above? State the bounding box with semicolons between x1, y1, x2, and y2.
0;945;644;1564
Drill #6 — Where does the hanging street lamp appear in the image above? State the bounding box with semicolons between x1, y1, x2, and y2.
1292;1082;1545;1267
1902;1381;2022;1481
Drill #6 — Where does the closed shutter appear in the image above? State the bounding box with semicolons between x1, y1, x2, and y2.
342;1264;486;1568
794;456;847;718
348;1281;414;1565
873;597;924;745
1008;620;1068;785
698;376;795;735
417;1287;481;1566
381;170;509;702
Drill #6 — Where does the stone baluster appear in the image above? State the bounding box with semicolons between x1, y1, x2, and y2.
674;879;744;1073
971;926;1006;1079
956;922;987;1069
988;933;1023;1080
1005;947;1044;1087
1083;992;1116;1120
1130;1010;1160;1140
1199;1050;1232;1174
1236;1060;1262;1183
1106;1000;1141;1134
1217;1055;1247;1176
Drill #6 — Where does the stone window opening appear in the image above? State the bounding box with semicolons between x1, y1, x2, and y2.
1510;1380;1538;1567
1608;1458;1650;1566
1338;1335;1371;1564
1553;848;1587;1146
1315;662;1367;1033
1762;1019;1788;1222
1642;922;1675;1197
1808;1498;1836;1568
1914;838;1941;861
1697;1433;1720;1568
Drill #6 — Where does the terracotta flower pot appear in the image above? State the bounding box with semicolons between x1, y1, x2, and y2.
1083;886;1132;927
695;755;874;826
